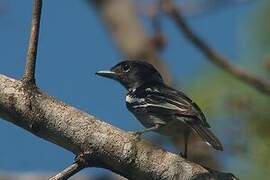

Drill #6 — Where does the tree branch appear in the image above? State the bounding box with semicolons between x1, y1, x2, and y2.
149;1;167;52
49;162;86;180
162;0;270;95
22;0;42;86
0;1;237;178
0;74;236;180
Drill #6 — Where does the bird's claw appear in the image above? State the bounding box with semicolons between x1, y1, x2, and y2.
179;152;184;157
128;131;143;139
179;152;187;159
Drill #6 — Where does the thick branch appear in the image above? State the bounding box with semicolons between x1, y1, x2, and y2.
49;162;86;180
0;74;236;180
22;0;42;86
162;0;270;95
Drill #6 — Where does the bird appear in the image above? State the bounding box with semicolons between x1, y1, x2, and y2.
96;60;223;158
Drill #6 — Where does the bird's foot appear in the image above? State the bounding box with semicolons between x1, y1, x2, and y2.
128;131;143;140
179;152;187;159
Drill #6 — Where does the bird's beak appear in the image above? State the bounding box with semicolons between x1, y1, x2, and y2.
95;70;118;79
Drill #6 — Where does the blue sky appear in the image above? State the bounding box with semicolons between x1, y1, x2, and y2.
0;0;258;175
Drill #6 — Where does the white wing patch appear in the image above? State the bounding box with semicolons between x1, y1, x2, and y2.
133;103;187;112
126;95;145;104
145;87;159;93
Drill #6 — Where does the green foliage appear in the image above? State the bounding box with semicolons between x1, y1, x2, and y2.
240;0;270;76
186;64;270;179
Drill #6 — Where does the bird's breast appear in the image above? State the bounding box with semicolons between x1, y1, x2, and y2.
134;113;190;137
135;114;165;128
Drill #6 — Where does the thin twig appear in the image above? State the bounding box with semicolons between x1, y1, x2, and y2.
162;0;270;95
22;0;42;86
49;162;86;180
150;1;167;52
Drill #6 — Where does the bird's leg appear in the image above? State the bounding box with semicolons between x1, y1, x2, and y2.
131;124;160;138
182;130;191;159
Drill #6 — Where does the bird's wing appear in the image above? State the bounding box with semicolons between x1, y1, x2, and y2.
132;84;210;127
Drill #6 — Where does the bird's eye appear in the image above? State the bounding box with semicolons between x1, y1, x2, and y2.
122;64;130;72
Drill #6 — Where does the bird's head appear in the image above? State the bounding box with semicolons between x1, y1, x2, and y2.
96;60;163;90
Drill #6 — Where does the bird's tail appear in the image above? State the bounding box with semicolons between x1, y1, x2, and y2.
192;125;223;151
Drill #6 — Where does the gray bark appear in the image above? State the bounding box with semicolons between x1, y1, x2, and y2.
0;74;236;179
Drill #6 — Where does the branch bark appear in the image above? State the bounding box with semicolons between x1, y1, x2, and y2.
22;0;42;86
162;0;270;95
0;74;236;180
49;162;86;180
0;0;237;179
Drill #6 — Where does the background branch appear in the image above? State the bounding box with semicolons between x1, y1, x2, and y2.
89;0;172;84
49;162;86;180
0;74;236;180
162;0;270;95
22;0;42;86
170;0;256;17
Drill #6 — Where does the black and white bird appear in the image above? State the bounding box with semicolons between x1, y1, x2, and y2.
96;60;223;158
